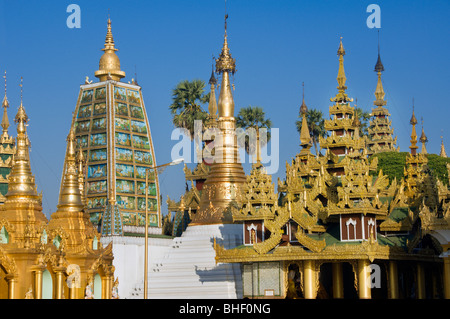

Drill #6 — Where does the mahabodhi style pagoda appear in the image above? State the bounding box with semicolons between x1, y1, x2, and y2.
64;18;162;236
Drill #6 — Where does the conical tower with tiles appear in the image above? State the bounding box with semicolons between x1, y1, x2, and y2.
63;18;161;236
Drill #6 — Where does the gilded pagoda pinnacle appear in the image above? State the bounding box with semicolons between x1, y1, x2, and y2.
216;14;236;118
6;83;39;201
440;135;447;158
299;83;311;151
94;18;126;82
194;14;246;224
57;128;84;212
1;71;10;137
331;37;351;103
208;67;218;118
409;102;418;155
419;118;428;154
374;51;386;106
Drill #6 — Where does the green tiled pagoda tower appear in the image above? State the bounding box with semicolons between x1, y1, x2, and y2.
62;19;161;236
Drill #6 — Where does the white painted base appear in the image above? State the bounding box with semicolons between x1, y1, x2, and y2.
127;223;243;299
100;235;173;299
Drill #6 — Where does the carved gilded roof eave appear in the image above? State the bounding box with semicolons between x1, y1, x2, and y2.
166;196;179;212
371;105;391;116
419;205;449;232
328;103;354;116
324;118;355;131
379;216;413;232
319;135;366;152
232;209;276;222
166;187;201;212
214;237;440;264
184;162;210;181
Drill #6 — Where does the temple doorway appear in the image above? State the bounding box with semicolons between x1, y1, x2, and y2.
286;263;303;299
318;263;332;298
342;262;357;299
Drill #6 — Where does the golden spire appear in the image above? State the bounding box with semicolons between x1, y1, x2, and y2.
299;82;311;150
373;34;387;106
1;71;10;137
5;78;39;200
208;64;218;117
216;14;236;118
57;128;84;212
331;37;351;103
440;134;447;158
77;148;87;206
419;117;428;154
94;17;126;82
409;100;418;155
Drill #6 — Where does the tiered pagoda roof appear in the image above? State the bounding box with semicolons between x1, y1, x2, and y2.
319;38;365;164
214;39;448;300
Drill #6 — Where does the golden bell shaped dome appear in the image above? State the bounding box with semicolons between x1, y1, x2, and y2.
94;18;125;82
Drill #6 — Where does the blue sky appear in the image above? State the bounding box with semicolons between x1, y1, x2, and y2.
0;0;449;217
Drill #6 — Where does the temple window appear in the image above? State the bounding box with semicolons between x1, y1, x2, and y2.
41;229;48;244
345;218;357;240
0;226;8;244
53;235;62;249
93;236;98;250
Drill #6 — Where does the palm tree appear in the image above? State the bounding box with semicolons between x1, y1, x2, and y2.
355;107;371;137
235;106;272;162
296;108;326;156
169;79;210;139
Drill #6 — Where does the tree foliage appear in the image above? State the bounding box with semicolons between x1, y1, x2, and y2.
235;106;272;156
355;107;371;137
169;79;209;139
369;151;408;183
295;108;326;155
369;151;450;185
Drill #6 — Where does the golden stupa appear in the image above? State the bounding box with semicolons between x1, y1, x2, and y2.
0;79;115;299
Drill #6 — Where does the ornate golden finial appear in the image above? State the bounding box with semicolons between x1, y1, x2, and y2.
1;71;10;136
331;37;351;103
2;71;8;108
440;132;447;158
373;33;387;107
300;82;308;115
208;61;218;117
57;128;84;212
374;30;384;72
420;117;428;154
16;77;28;133
299;82;311;150
336;37;346;90
94;17;126;82
6;80;39;200
215;14;236;74
216;13;236;118
410;99;417;125
409;100;418;155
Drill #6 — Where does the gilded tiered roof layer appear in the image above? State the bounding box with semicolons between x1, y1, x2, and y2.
214;39;449;277
320;39;364;157
367;52;399;155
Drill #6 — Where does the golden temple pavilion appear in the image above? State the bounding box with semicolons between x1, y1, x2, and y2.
0;78;115;299
211;36;450;299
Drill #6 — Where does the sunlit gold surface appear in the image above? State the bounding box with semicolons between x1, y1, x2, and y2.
94;18;125;82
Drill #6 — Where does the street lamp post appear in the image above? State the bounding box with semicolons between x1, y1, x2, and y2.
144;158;183;299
